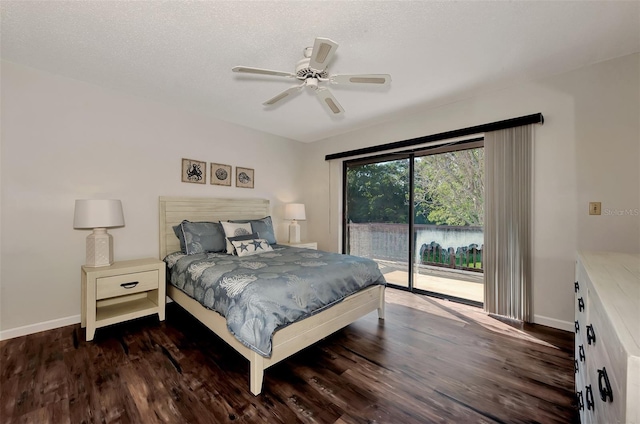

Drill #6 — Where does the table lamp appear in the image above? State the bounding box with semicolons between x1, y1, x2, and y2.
285;203;306;244
74;199;125;267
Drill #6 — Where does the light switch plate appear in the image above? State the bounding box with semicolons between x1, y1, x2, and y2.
589;202;601;215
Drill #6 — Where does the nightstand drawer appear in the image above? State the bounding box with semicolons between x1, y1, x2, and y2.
96;270;159;300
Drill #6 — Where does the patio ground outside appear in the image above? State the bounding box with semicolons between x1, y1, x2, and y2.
375;259;484;304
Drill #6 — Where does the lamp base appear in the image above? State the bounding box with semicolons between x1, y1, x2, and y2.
86;228;113;267
288;221;301;244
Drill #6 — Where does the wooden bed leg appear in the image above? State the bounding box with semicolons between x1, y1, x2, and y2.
378;287;386;320
249;352;265;396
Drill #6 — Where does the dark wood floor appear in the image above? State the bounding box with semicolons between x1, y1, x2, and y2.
1;289;578;423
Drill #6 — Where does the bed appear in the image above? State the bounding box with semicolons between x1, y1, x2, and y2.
159;196;386;395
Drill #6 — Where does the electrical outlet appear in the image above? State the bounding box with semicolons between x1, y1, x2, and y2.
589;202;601;215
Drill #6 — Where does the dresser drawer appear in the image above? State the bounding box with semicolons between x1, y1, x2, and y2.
586;296;626;424
585;364;622;424
96;270;159;300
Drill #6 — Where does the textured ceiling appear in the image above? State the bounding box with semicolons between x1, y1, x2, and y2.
1;1;638;142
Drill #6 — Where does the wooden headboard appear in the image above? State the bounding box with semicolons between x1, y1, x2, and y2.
158;196;271;259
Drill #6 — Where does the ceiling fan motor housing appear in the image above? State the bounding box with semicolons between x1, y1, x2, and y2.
296;58;328;80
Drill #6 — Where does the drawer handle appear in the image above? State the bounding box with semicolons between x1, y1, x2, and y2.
120;281;139;289
578;297;584;312
586;385;594;411
579;345;585;362
586;324;596;345
598;367;613;403
576;391;584;411
574;281;580;293
575;320;580;334
574;359;579;373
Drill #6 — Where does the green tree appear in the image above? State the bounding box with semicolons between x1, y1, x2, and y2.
346;148;484;226
346;160;409;223
414;148;484;226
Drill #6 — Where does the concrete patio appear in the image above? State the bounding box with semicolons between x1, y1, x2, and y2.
376;260;484;304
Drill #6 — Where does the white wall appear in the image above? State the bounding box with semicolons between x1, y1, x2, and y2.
302;53;640;331
0;61;306;336
2;53;638;337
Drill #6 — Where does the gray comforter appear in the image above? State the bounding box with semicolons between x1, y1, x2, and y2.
164;245;386;357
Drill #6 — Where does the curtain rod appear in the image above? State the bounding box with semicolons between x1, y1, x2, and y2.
325;112;543;161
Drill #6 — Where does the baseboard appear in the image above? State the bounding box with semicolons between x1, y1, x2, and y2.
0;314;81;341
1;296;174;341
533;314;573;332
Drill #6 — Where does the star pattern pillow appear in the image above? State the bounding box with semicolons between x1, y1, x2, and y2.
230;238;274;257
226;232;259;255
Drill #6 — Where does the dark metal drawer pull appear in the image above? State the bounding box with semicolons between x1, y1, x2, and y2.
586;385;594;411
575;320;580;334
574;359;579;373
579;345;585;362
598;367;613;403
576;391;584;411
575;281;580;293
586;324;596;345
578;297;584;312
120;281;139;289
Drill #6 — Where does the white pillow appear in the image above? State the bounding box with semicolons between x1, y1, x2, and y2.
231;238;274;257
220;221;253;254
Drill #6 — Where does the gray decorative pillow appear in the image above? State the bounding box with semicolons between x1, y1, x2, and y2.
231;238;274;257
229;216;277;245
179;221;226;255
172;224;186;253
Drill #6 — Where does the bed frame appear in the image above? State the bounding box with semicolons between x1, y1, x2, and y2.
159;196;385;395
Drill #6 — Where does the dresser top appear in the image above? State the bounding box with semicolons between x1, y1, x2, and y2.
578;251;640;356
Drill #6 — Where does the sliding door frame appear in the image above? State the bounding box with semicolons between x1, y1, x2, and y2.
342;139;485;305
342;153;414;290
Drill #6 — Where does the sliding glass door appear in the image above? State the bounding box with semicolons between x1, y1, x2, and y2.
413;148;484;304
344;156;410;288
344;143;484;306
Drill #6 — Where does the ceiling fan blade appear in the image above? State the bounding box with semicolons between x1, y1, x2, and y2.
308;37;338;72
232;66;295;78
262;84;304;106
330;74;392;86
316;88;344;115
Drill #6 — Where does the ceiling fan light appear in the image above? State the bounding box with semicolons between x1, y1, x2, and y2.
306;78;319;89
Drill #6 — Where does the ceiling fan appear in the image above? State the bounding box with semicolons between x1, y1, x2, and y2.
232;37;391;116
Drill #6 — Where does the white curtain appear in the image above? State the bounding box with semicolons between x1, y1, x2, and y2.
484;125;533;322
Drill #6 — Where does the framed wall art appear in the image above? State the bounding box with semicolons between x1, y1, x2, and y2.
210;163;232;186
236;167;254;189
181;158;206;184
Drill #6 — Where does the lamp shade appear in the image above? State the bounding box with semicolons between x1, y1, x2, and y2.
74;199;124;229
285;203;306;221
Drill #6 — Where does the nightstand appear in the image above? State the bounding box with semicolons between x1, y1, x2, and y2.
281;241;318;250
81;258;166;341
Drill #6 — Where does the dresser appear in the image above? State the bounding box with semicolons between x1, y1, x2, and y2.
574;251;639;424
